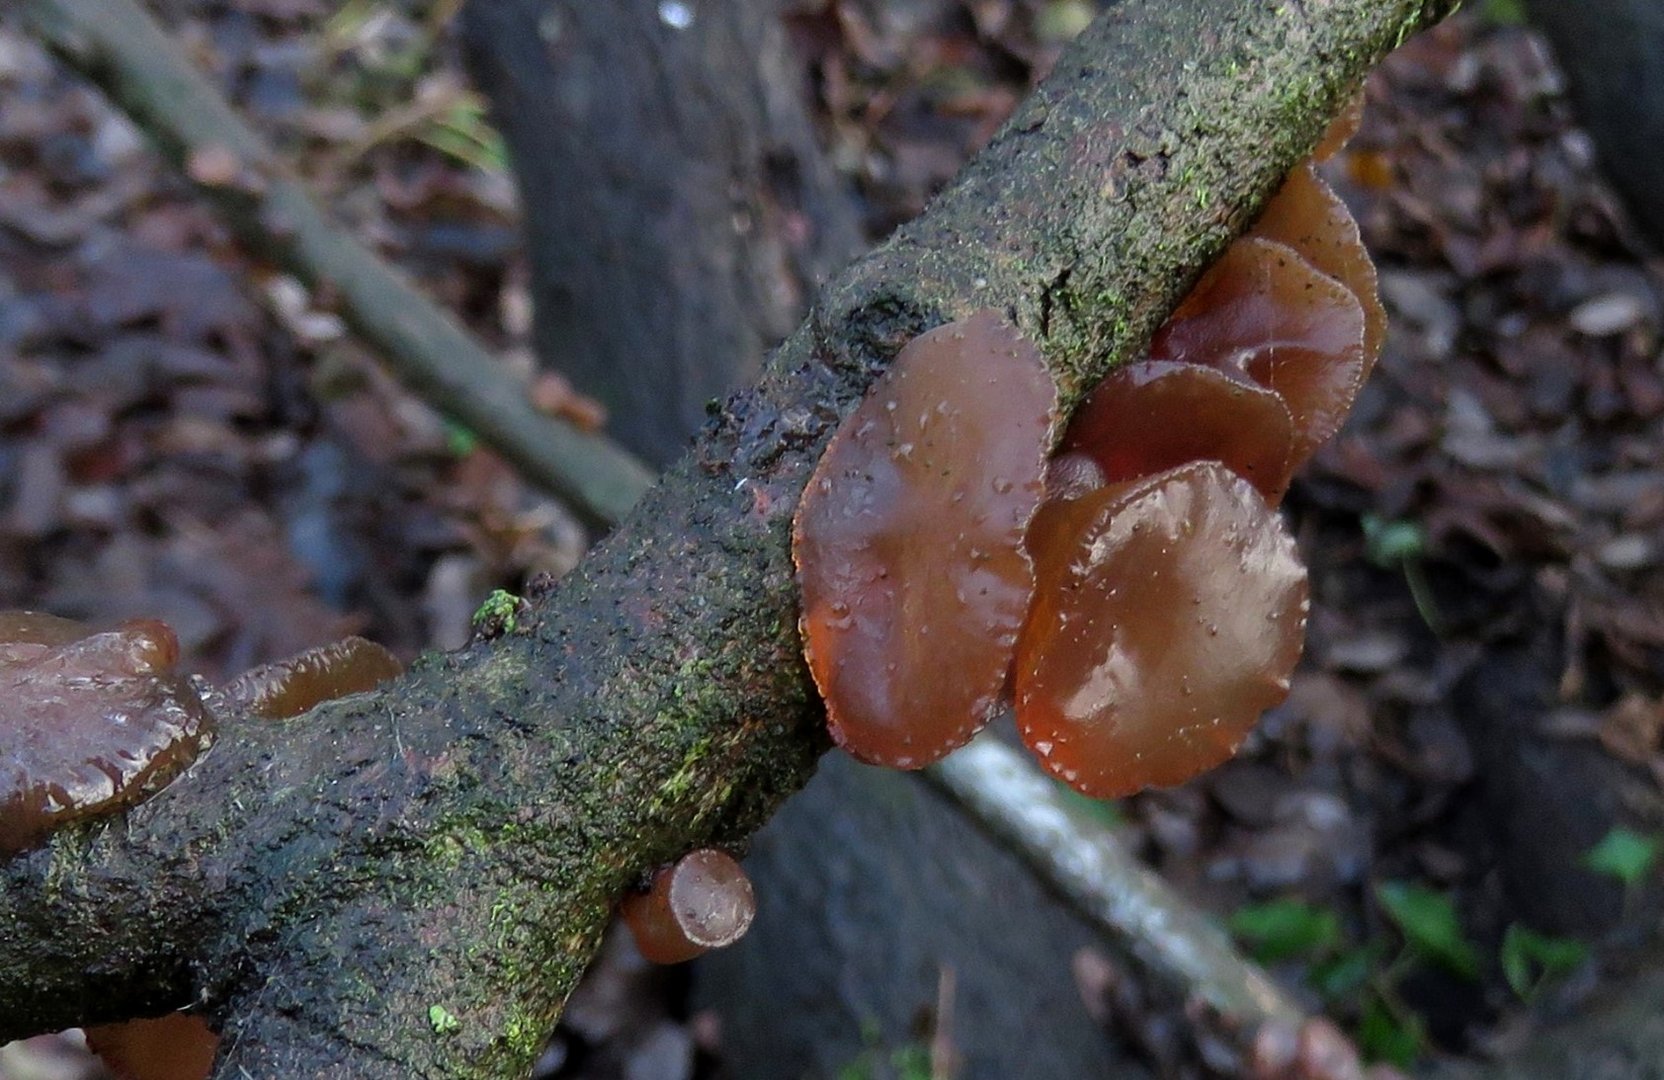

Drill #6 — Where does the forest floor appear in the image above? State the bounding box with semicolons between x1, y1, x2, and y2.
1;2;1661;1078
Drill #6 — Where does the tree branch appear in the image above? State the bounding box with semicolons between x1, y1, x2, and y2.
2;1;1459;1076
19;0;656;528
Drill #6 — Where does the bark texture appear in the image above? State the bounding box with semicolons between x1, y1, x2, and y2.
1;1;1459;1077
460;0;865;465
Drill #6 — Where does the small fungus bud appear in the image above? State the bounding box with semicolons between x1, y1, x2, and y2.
222;636;403;720
620;848;757;965
1150;236;1367;467
1062;360;1297;503
83;1013;219;1080
793;310;1056;768
1015;463;1308;798
1;613;213;856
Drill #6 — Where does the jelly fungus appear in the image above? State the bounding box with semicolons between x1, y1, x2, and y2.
222;636;403;720
1062;360;1297;503
1;613;214;856
83;1014;219;1080
1015;463;1309;798
793;310;1056;768
621;848;757;965
1312;92;1365;163
1150;236;1367;466
1250;163;1387;376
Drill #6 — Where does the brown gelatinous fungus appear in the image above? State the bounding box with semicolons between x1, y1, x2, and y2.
1062;360;1296;503
1150;236;1367;466
620;848;757;965
222;636;403;720
83;1013;219;1080
1250;163;1387;375
1;613;214;856
1312;91;1365;163
1015;463;1309;798
793;309;1057;768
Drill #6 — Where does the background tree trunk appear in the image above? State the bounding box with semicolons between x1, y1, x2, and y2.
1523;0;1664;250
459;0;863;465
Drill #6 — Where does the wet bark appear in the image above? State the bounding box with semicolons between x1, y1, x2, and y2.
0;1;1460;1076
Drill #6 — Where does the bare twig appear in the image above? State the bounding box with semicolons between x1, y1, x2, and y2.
926;739;1307;1051
20;0;656;528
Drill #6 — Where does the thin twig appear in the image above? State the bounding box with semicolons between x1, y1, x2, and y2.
925;739;1308;1048
20;0;656;528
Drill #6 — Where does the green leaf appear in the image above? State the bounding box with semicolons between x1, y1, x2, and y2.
1583;827;1660;888
1362;514;1426;566
1479;0;1527;25
1308;943;1382;1002
1376;881;1480;980
891;1044;932;1080
443;419;479;457
1229;899;1341;964
1357;995;1424;1068
1500;924;1588;1000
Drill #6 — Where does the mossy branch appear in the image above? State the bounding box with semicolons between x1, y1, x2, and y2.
1;1;1458;1077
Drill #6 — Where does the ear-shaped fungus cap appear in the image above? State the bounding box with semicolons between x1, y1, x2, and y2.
793;310;1056;768
1;614;213;855
1249;163;1387;376
1150;237;1367;467
620;848;757;965
1015;463;1308;798
1062;360;1297;504
222;636;403;720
